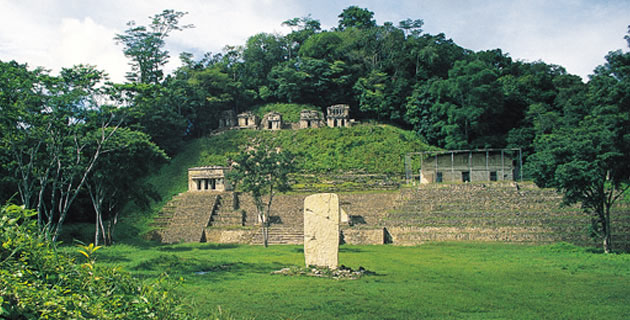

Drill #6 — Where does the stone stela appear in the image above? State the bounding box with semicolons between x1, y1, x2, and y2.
188;166;232;192
303;193;340;268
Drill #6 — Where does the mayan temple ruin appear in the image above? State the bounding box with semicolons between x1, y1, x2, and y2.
216;104;354;131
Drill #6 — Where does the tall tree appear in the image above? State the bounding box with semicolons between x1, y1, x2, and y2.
86;128;167;246
228;142;295;247
1;64;125;241
527;28;630;253
114;9;193;84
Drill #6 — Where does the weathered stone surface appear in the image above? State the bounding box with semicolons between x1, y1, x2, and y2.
304;193;340;268
341;227;385;245
340;207;349;225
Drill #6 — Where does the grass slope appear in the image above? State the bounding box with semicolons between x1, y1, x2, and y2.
94;242;630;319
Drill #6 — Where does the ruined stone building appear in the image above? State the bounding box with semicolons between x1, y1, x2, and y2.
218;110;237;129
237;112;259;129
262;111;283;130
419;149;521;184
327;104;351;128
299;109;325;129
188;166;232;192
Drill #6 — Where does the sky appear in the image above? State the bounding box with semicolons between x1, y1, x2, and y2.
1;0;628;83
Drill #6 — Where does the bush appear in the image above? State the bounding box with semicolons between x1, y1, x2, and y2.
0;204;195;320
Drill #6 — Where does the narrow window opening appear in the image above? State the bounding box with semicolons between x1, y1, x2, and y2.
462;171;470;183
436;172;443;183
490;171;497;181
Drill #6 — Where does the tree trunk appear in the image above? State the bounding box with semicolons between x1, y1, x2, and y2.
603;208;612;253
262;224;268;248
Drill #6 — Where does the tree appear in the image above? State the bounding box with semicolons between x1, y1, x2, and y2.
114;9;193;84
228;143;295;247
282;15;321;59
337;6;376;30
85;128;168;246
0;63;125;242
527;28;630;253
113;82;187;154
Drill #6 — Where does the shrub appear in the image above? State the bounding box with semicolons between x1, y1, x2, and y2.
0;204;195;320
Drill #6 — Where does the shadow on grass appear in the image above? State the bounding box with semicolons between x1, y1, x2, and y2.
158;243;240;252
132;254;285;281
96;253;132;263
340;247;363;253
293;247;364;253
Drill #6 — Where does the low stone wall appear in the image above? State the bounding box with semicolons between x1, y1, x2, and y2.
341;227;385;245
203;228;257;244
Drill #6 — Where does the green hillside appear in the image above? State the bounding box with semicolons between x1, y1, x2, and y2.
147;123;430;198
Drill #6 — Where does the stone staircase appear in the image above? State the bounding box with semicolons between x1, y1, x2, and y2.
209;193;244;227
203;193;306;245
250;225;304;245
152;192;219;244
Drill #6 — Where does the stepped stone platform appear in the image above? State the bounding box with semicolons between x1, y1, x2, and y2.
150;182;630;249
149;192;218;243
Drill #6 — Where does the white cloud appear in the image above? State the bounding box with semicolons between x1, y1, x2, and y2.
53;17;128;82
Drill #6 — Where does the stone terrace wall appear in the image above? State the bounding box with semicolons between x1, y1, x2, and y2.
153;182;630;249
384;182;630;249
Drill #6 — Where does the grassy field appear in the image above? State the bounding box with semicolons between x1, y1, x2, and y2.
90;241;630;319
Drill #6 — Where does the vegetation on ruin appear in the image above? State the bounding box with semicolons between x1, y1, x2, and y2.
90;241;630;319
250;103;319;122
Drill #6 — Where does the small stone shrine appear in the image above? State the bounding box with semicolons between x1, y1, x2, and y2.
303;193;340;268
237;111;259;129
188;166;232;192
218;110;237;129
299;110;325;129
262;111;283;130
326;104;351;128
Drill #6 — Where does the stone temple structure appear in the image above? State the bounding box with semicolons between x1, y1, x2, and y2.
327;104;351;128
299;110;325;129
262;111;283;130
188;166;232;192
419;149;520;184
237;112;259;129
218;110;237;129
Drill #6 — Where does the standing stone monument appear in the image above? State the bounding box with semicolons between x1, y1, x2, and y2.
304;193;340;268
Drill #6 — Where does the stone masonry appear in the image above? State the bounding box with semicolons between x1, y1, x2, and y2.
188;166;232;192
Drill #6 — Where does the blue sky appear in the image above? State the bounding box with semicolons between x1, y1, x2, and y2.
1;0;628;82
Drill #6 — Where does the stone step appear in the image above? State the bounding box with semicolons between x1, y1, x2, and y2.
210;215;244;226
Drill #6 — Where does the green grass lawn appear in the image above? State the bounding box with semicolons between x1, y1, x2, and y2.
92;242;630;319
